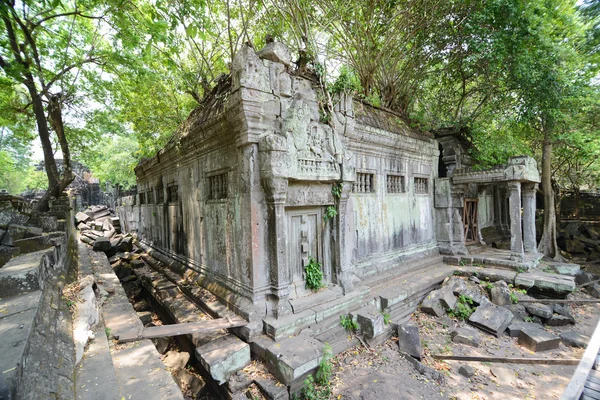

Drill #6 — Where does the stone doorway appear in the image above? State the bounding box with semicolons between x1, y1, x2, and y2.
463;198;479;245
286;207;331;295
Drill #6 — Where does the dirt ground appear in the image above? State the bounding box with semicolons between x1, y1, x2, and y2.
327;287;600;400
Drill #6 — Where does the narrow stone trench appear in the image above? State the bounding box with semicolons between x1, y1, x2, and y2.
120;271;215;399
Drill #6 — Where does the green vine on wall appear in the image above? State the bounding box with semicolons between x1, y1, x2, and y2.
324;182;343;222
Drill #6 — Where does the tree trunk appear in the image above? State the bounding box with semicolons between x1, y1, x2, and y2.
537;132;562;260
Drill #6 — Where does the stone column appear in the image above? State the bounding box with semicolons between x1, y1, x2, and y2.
507;181;524;261
522;183;538;253
263;176;292;318
334;181;354;294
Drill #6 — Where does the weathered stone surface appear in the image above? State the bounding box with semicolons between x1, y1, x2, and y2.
439;287;457;310
265;336;322;386
153;336;171;354
560;331;589;348
92;237;111;252
515;271;575;296
255;376;289;400
134;299;152;312
506;321;539;338
397;323;421;360
445;276;467;295
0;244;20;268
552;303;575;322
468;303;514;337
130;258;145;269
421;289;446;317
137;311;153;325
451;327;481;347
400;353;446;384
544;263;580;276
490;280;511;306
518;326;560;352
117;236;133;252
257;42;292;66
355;307;384;339
458;365;475;378
77;222;90;231
545;314;574;326
586;283;600;298
75;212;90;224
175;369;205;398
575;272;598;286
523;303;553;319
197;335;250;385
163;350;190;372
505;304;528;322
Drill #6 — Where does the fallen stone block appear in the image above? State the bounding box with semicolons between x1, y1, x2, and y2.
518;326;560;352
355;307;384;339
552;303;575;321
575;272;597;286
7;224;42;240
257;42;292;66
421;289;446;317
197;334;250;385
545;263;580;276
468;303;513;337
153;336;171;354
490;280;511;306
458;365;475;378
506;321;540;337
265;336;322;386
439;287;457;310
130;259;145;269
451;327;481;347
255;376;289;400
505;304;528;321
75;212;90;224
523;303;553;319
400;352;445;384
163;350;190;372
515;271;575;296
92;237;111;252
137;311;153;325
175;369;206;398
444;276;467;295
0;244;20;268
544;314;574;327
102;219;112;231
398;323;421;360
585;284;600;299
560;331;589;348
77;222;90;231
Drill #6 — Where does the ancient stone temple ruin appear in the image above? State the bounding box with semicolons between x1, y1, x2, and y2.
115;42;542;389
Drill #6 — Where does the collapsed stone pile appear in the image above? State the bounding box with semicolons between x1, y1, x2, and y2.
420;275;582;353
557;221;600;261
75;205;132;257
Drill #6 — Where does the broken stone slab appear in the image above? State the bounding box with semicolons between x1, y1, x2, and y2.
0;245;20;268
490;280;511;306
439;286;457;310
265;336;323;386
400;352;445;384
458;365;475;378
92;237;111;252
196;334;250;385
506;321;540;338
523;303;553;319
137;311;153;325
354;306;384;339
575;272;598;286
505;304;528;322
163;350;190;373
175;369;205;398
514;271;575;296
560;331;589;348
585;284;600;299
130;259;145;269
468;303;514;338
254;376;289;400
446;278;490;306
421;289;446;317
257;42;292;66
397;323;421;360
77;222;90;231
552;303;575;322
544;263;580;276
544;314;574;326
444;276;467;295
102;219;112;231
518;326;560;352
75;211;91;224
451;326;481;347
7;224;42;240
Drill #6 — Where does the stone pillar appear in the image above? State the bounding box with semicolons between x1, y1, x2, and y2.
263;176;292;318
522;183;538;253
507;181;524;261
334;181;354;294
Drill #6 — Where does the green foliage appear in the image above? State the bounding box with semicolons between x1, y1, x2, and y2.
315;344;332;386
523;316;534;323
295;375;331;400
323;206;337;221
329;66;361;95
382;312;391;325
483;281;494;291
304;256;324;292
105;327;112;339
510;292;519;304
340;314;358;332
331;182;343;199
448;295;475;321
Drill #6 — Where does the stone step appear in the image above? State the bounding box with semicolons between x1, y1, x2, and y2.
0;248;53;297
76;319;120;400
0;291;41;399
363;255;445;289
84;244;184;400
195;334;251;385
